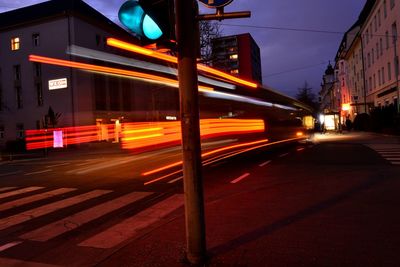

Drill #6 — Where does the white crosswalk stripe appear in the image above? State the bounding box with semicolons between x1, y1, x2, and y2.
78;194;184;249
367;144;400;165
0;189;111;231
21;191;152;241
0;186;183;254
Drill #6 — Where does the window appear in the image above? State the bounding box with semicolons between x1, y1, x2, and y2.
380;38;383;55
386;31;390;49
369;77;372;91
378;9;381;27
382;67;385;84
372;49;375;64
368;53;371;67
388;62;392;80
374;16;377;32
33;63;41;77
11;37;20;51
366;30;369;43
395;56;399;77
384;0;388;17
0;125;4;139
229;54;238;60
36;83;43;106
13;65;21;81
378;70;381;86
32;33;40;47
15;86;22;109
373;74;376;89
16;123;24;139
230;69;239;74
392;22;398;45
95;34;101;46
376;43;379;59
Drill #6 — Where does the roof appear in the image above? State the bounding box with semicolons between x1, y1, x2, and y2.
0;0;137;42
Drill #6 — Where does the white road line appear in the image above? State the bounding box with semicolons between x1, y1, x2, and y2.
279;153;289;158
0;187;17;193
79;194;184;249
0;257;61;267
0;190;111;231
386;158;400;161
21;191;152;242
392;162;400;165
230;173;250;184
0;186;44;200
168;176;183;184
24;169;53;176
0;241;23;252
0;188;77;212
297;148;305;151
0;171;23;177
68;155;150;175
258;160;271;167
45;163;70;168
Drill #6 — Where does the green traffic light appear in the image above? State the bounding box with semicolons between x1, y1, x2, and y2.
118;0;163;41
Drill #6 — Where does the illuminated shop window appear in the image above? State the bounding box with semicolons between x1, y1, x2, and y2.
11;37;20;51
230;69;239;74
229;54;238;60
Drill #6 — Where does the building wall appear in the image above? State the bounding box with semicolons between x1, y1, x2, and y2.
361;0;400;108
0;17;73;142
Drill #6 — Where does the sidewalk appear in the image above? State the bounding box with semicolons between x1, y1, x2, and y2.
97;132;400;267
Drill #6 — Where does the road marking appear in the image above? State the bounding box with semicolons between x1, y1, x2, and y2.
45;163;70;168
21;191;152;242
0;257;60;267
230;173;250;184
0;241;23;252
0;186;44;200
279;153;289;158
297;147;305;151
386;158;400;161
144;169;182;185
79;194;184;249
0;190;111;231
168;176;183;184
0;187;17;192
258;160;271;167
0;188;77;212
0;171;23;177
69;155;150;175
24;169;53;176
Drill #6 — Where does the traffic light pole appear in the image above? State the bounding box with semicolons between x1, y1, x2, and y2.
175;0;206;264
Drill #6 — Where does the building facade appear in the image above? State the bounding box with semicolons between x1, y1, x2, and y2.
0;0;178;147
211;33;263;84
321;0;400;128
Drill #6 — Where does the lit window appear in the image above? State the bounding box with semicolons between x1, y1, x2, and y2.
230;69;239;74
229;54;238;60
11;37;20;51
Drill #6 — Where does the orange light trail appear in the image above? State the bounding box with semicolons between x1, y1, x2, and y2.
106;38;258;88
28;55;213;93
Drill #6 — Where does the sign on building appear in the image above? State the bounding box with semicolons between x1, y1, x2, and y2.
48;78;68;90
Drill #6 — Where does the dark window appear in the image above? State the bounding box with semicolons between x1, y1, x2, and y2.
0;125;4;139
36;83;43;106
109;77;120;111
16;123;24;139
13;65;21;81
33;63;41;77
16;86;23;109
96;34;101;46
94;74;107;110
121;80;132;111
32;33;40;47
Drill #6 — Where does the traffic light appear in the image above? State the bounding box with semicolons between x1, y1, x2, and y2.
118;0;175;44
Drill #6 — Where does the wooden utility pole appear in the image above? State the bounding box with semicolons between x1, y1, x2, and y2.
175;0;206;264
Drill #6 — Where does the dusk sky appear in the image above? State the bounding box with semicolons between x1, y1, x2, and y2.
0;0;366;97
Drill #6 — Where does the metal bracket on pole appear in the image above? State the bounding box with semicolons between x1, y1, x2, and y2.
196;7;250;21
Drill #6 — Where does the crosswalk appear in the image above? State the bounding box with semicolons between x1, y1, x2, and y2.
0;186;184;256
367;144;400;165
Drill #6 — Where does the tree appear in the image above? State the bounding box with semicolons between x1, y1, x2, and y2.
199;20;222;65
296;81;318;112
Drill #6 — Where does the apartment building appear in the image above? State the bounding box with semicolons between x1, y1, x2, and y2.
321;0;399;127
362;0;399;108
211;33;263;84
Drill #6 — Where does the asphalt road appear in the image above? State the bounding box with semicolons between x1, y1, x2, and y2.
0;132;399;266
